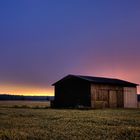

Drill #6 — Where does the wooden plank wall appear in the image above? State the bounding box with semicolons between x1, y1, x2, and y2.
109;90;117;108
90;84;123;108
123;87;137;108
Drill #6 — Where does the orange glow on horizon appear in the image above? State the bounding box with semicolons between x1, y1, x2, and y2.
0;69;139;96
0;83;54;96
77;69;140;93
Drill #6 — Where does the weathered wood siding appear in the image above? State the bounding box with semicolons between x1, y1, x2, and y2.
123;87;137;108
90;84;124;108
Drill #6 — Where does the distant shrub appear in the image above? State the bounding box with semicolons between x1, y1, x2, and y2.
32;106;50;109
32;106;40;109
12;105;29;108
20;105;29;108
44;106;50;109
12;105;20;108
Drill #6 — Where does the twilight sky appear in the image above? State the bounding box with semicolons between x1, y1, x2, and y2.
0;0;140;95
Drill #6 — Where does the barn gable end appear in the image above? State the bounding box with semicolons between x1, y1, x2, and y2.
53;76;91;108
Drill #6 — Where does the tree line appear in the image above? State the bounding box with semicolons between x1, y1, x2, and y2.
0;94;54;101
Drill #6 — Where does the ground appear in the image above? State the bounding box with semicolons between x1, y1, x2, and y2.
0;101;140;140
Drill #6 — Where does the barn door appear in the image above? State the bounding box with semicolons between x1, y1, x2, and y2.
109;90;117;108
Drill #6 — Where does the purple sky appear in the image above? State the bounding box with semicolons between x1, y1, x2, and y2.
0;0;140;95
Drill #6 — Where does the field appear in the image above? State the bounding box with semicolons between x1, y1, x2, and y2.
0;101;140;140
0;101;50;109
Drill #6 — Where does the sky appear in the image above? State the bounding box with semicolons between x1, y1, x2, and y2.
0;0;140;96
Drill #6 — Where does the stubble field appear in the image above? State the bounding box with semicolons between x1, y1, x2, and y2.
0;101;140;140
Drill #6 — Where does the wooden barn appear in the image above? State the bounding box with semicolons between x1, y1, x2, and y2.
52;75;138;108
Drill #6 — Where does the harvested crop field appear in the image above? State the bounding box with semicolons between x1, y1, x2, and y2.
0;102;140;140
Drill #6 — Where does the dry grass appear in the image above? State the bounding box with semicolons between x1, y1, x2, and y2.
0;101;50;109
0;101;140;140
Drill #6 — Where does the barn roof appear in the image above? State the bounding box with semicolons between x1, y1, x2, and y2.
52;75;138;86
